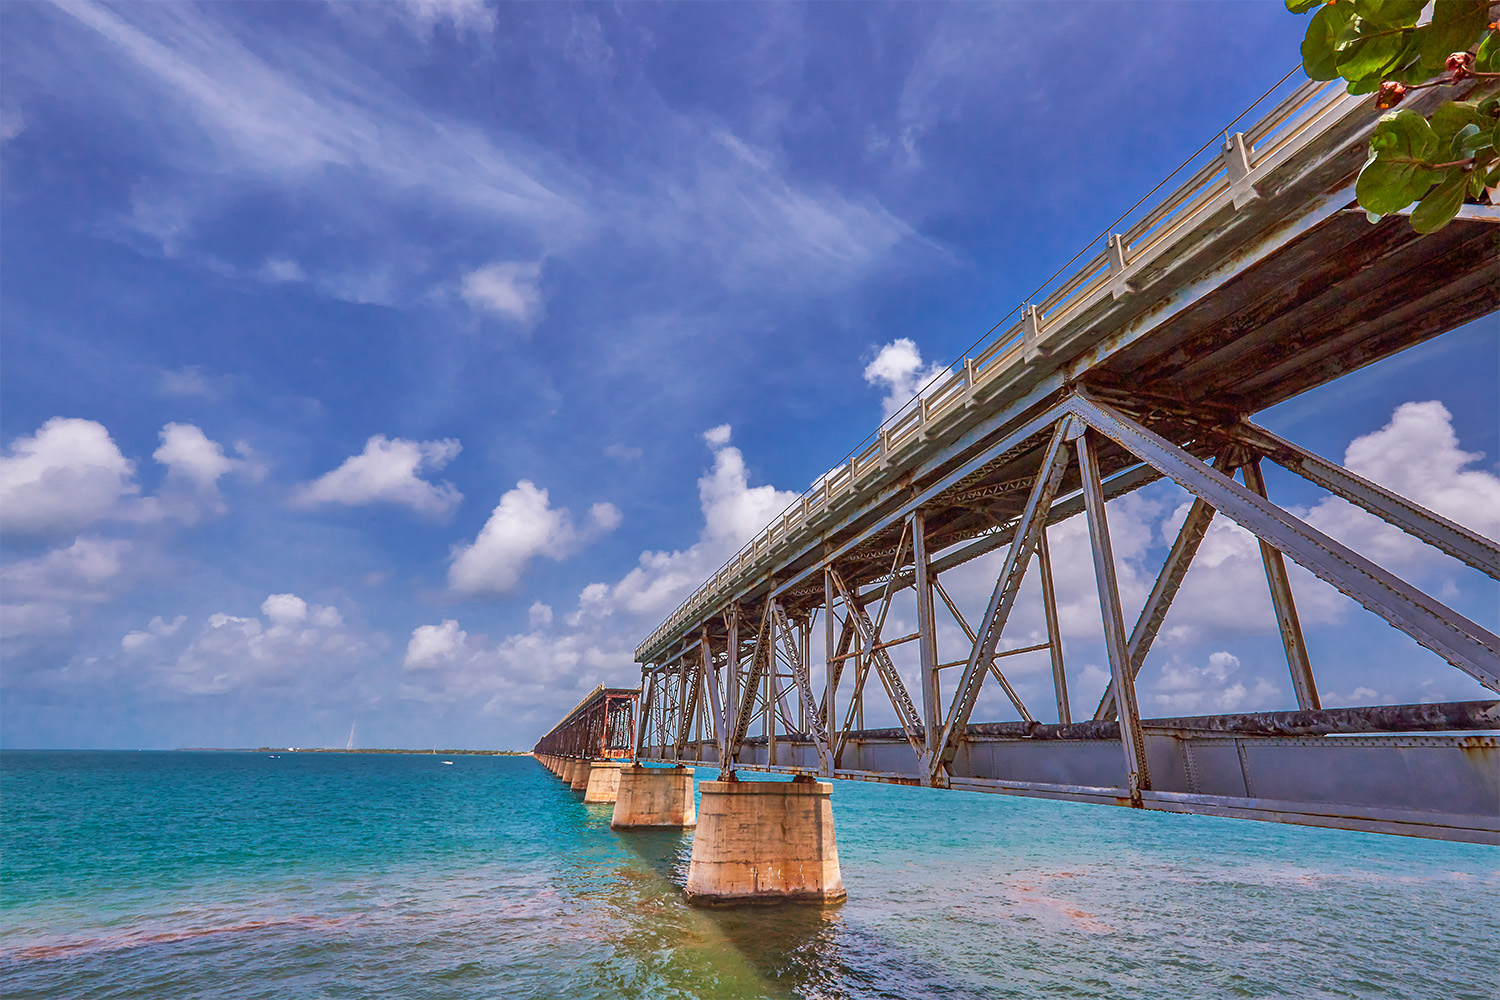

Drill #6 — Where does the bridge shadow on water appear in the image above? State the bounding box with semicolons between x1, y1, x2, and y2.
598;804;983;1000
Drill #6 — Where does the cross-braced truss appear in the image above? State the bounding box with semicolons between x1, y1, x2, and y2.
635;391;1499;842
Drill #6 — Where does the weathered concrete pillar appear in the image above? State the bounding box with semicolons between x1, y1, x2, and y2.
583;761;624;803
570;761;592;791
611;765;697;829
684;777;845;906
563;759;580;783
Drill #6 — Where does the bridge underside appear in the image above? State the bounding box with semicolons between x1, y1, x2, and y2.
632;80;1499;846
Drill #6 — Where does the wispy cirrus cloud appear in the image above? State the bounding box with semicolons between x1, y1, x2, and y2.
36;1;922;322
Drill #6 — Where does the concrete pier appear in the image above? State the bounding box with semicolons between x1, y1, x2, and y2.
570;761;592;791
611;765;696;829
564;759;582;784
583;761;624;803
683;776;845;906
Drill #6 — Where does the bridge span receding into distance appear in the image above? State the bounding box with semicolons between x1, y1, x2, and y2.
536;71;1498;905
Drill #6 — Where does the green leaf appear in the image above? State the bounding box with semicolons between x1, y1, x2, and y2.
1337;29;1410;82
1369;109;1440;160
1431;101;1489;145
1285;0;1324;12
1494;121;1500;154
1477;28;1500;73
1418;0;1489;68
1304;3;1356;79
1455;124;1488;153
1410;169;1468;233
1352;0;1425;26
1357;158;1440;215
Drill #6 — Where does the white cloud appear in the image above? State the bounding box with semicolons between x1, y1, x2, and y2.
261;593;308;626
1304;400;1500;570
2;537;134;640
311;605;344;628
163;598;373;695
1147;650;1279;715
404;619;466;669
600;427;801;620
154;422;233;487
1;418;139;535
589;502;623;533
293;435;462;516
460;261;543;325
528;601;554;628
121;614;187;651
448;480;619;595
864;338;949;419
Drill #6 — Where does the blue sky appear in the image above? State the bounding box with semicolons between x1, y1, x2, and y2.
2;1;1495;750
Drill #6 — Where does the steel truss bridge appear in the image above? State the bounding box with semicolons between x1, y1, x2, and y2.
631;77;1500;844
533;686;638;761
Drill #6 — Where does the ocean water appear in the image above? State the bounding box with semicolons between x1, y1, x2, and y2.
1;752;1495;1000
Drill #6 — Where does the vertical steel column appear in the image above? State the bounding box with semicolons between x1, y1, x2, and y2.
1037;530;1070;724
1076;429;1150;802
634;670;655;759
824;564;837;755
912;508;942;760
1241;458;1321;710
765;604;776;766
724;606;740;775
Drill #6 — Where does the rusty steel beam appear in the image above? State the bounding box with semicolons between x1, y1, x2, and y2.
533;685;639;760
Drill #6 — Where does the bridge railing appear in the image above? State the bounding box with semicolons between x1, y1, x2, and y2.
636;71;1362;663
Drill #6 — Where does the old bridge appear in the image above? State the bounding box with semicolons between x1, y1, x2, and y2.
538;73;1498;904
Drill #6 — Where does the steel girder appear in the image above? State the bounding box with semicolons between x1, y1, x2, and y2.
632;390;1498;841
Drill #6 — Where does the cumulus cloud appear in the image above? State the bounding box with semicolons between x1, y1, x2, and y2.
595;426;801;620
121;614;187;651
1;418;140;535
397;614;633;725
162;594;371;695
261;593;308;626
405;618;467;669
1305;400;1500;568
155;423;236;487
1146;650;1278;715
293;435;462;516
447;481;620;595
460;261;544;325
864;338;949;419
2;537;134;640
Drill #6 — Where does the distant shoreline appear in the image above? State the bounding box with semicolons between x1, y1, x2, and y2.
240;747;531;755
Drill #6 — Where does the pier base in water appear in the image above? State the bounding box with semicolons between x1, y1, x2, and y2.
583;762;624;803
569;762;592;791
610;765;696;829
684;776;845;907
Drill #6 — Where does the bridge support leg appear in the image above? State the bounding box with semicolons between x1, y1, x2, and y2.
583;762;624;803
611;765;697;829
570;761;592;791
683;776;845;907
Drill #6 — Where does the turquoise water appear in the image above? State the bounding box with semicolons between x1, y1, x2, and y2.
1;752;1495;999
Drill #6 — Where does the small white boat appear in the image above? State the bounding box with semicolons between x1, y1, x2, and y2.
441;760;454;765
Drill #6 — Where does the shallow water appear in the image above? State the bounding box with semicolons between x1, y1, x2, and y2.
1;751;1494;999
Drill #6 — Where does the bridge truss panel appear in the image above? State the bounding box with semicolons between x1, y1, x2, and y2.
533;687;638;760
